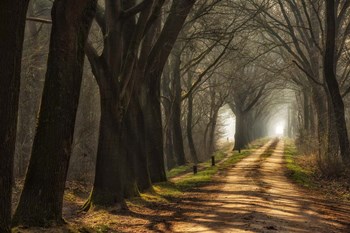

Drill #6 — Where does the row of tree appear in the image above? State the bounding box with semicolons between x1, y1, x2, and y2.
1;0;197;231
2;0;350;232
244;0;350;173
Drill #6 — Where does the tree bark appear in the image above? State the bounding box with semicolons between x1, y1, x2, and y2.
124;95;152;192
13;0;96;226
311;87;329;159
186;91;199;164
208;109;219;154
141;82;168;182
83;0;162;208
0;1;29;231
233;111;250;151
161;66;177;169
83;92;128;210
324;0;350;163
171;45;187;165
142;0;196;180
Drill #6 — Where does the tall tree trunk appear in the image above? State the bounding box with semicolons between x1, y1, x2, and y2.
84;92;126;209
312;87;329;160
84;0;167;209
207;82;220;155
165;126;177;169
186;92;199;163
83;68;145;209
13;0;96;226
125;95;152;192
233;111;249;151
171;45;186;165
0;1;29;231
303;90;310;134
141;82;168;183
142;0;196;180
161;68;177;169
208;109;219;154
324;0;350;163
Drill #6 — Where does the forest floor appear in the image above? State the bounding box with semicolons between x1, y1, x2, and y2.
13;139;350;233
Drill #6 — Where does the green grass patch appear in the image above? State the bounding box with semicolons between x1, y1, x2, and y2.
130;138;268;206
284;140;314;188
167;165;192;178
129;149;254;207
166;149;228;178
175;166;219;190
221;149;252;169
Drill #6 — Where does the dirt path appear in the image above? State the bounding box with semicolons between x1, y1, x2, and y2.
170;140;350;233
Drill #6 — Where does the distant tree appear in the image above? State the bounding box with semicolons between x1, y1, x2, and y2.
0;1;29;232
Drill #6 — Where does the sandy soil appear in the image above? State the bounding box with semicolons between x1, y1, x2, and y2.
170;140;350;233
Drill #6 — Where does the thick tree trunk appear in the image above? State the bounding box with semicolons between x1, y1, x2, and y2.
165;128;177;170
142;83;167;183
233;111;249;151
161;62;177;170
326;92;340;159
208;110;219;155
13;0;96;227
84;78;146;209
172;48;187;165
324;0;350;163
83;94;127;210
163;104;177;170
312;87;329;158
141;0;196;180
0;1;29;231
162;91;177;169
124;95;152;192
187;92;199;164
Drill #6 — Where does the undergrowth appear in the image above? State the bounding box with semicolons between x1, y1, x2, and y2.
284;139;314;188
284;138;350;202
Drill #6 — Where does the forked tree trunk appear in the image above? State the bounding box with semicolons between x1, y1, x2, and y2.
324;0;350;163
142;0;196;180
83;77;143;210
0;1;29;231
13;0;96;226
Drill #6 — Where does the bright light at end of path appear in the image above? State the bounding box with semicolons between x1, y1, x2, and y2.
275;125;284;135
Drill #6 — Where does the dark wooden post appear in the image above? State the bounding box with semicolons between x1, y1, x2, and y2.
211;156;215;166
193;165;197;174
